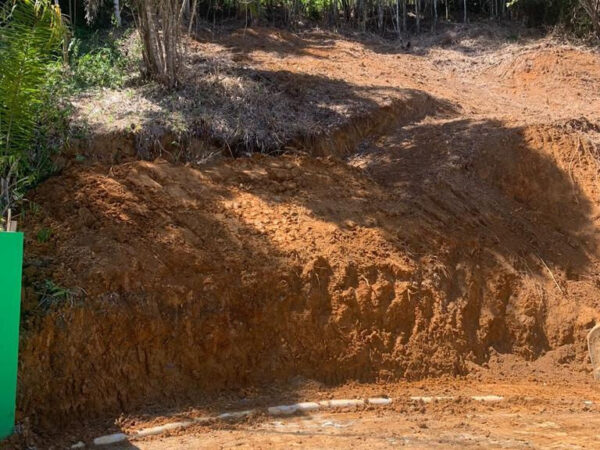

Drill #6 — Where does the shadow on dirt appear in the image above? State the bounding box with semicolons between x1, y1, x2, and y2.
16;59;600;446
129;67;456;158
231;117;596;277
194;22;541;60
209;27;338;61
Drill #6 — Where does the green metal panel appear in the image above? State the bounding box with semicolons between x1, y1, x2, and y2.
0;232;23;440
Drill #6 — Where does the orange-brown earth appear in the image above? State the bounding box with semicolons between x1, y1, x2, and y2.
9;24;600;447
107;379;600;449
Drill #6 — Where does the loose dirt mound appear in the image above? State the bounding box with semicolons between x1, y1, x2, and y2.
19;116;600;428
491;48;600;89
478;46;600;121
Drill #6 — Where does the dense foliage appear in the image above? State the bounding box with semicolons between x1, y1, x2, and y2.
0;0;67;220
158;0;600;36
66;29;133;89
509;0;599;36
79;0;600;87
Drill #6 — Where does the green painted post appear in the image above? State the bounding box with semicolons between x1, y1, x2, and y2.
0;232;23;440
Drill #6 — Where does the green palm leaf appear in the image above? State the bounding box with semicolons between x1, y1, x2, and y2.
0;0;67;217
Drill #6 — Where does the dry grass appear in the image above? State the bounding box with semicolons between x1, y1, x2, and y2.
70;30;407;161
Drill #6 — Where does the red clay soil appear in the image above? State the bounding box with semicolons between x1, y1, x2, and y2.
107;378;600;449
12;26;600;441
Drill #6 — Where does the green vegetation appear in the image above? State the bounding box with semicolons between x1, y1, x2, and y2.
69;37;127;88
0;0;67;218
66;28;138;90
35;279;83;310
35;227;52;242
508;0;599;36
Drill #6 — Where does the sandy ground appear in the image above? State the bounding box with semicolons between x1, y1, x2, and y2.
118;407;600;449
93;377;600;449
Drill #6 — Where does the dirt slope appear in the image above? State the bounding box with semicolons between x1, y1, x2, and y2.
13;25;600;440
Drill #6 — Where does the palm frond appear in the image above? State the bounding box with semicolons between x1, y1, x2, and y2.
0;0;67;216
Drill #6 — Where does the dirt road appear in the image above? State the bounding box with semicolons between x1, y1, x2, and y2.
97;378;600;449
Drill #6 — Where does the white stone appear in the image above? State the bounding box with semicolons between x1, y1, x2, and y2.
193;416;212;424
217;409;255;420
268;402;320;415
320;399;365;408
70;442;85;449
471;395;504;402
367;397;393;405
93;433;128;446
135;421;194;438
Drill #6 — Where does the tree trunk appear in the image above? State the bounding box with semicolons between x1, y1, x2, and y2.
396;0;401;36
188;0;199;33
113;0;121;26
579;0;600;38
433;0;437;30
359;0;366;31
180;0;190;20
415;0;420;33
464;0;467;23
134;0;181;88
332;0;338;27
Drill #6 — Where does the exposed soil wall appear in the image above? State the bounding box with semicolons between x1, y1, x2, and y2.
14;27;600;432
19;118;600;427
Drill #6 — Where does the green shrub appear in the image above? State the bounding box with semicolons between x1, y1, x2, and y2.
68;32;129;89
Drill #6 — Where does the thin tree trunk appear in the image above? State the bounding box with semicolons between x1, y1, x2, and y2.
415;0;420;33
134;0;181;88
433;0;437;30
114;0;122;26
332;0;338;27
464;0;467;23
188;0;199;33
396;0;401;36
579;0;600;37
402;0;406;31
359;0;366;31
178;0;189;27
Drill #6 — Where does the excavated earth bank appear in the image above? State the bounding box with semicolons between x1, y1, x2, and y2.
14;26;600;433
